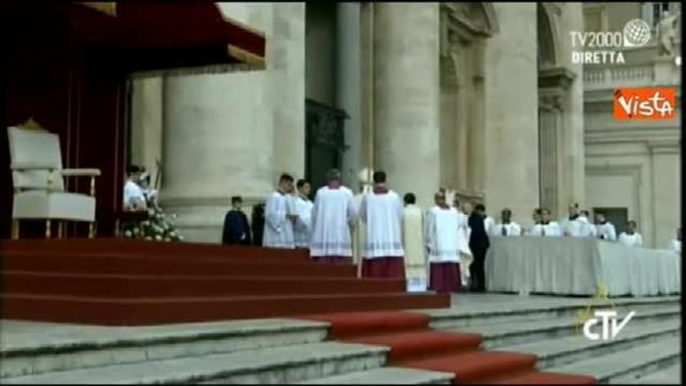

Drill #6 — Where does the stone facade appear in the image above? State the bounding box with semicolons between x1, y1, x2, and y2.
582;2;681;248
128;3;629;243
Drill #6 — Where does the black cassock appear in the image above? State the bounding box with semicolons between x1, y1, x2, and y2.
222;209;252;245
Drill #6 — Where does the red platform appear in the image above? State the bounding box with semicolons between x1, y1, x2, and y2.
0;239;450;325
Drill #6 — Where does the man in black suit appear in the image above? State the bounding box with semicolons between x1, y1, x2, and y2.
222;196;252;245
468;204;491;292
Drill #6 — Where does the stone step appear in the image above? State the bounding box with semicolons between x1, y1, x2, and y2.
0;318;328;379
294;367;454;384
617;361;681;384
442;306;679;349
495;319;680;369
2;341;388;384
546;336;681;383
425;296;680;330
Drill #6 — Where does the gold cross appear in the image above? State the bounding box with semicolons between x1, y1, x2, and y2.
574;282;617;336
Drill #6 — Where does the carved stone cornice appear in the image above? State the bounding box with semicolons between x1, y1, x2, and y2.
538;67;577;90
440;2;498;51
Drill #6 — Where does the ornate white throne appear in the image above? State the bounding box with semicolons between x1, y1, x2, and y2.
8;119;101;239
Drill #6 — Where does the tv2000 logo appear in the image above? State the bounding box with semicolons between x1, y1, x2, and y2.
614;88;677;121
571;19;652;64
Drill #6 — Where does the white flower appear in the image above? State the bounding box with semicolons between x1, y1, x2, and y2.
132;227;141;235
178;236;184;241
124;230;132;238
145;236;153;241
164;238;172;242
155;235;162;241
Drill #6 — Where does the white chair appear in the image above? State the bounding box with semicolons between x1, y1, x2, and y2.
8;119;101;239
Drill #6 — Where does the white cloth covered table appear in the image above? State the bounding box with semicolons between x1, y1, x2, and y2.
486;236;681;296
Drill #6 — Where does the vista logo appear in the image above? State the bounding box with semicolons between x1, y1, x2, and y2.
614;88;676;121
583;310;636;341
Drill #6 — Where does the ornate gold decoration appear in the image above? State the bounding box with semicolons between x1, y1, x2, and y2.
20;117;45;131
227;44;265;68
574;282;617;336
81;2;117;17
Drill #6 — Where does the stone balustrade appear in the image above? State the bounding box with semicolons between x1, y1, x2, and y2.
583;64;656;90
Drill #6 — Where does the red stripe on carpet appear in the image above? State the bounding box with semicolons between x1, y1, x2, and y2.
297;311;596;384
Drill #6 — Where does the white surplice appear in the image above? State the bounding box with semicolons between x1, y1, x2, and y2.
263;191;295;249
425;206;461;263
483;216;496;236
360;190;404;259
528;221;562;237
596;222;617;241
490;222;522;237
402;204;427;292
310;186;357;257
670;239;682;254
293;195;314;248
565;216;597;238
618;232;643;247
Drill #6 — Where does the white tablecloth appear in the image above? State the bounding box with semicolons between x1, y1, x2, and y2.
485;236;681;296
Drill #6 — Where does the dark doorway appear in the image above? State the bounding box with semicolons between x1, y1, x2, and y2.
305;99;347;191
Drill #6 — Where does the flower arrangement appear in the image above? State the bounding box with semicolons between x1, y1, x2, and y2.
121;207;184;242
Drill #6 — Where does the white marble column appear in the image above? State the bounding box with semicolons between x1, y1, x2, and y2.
373;3;441;207
160;3;275;243
129;77;164;175
271;3;306;181
336;2;363;187
483;3;539;227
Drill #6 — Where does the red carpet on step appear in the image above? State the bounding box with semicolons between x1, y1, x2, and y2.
298;311;596;384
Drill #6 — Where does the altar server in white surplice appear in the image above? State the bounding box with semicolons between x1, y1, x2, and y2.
594;212;617;242
293;179;314;249
359;171;405;279
402;193;427;292
310;169;357;264
670;228;681;254
263;173;297;249
426;192;462;293
575;210;597;238
618;220;643;248
529;208;562;237
490;208;522;237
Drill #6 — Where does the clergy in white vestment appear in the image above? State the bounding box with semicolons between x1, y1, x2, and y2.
353;168;373;267
483;214;496;236
528;208;562;237
574;210;597;238
310;169;357;264
670;228;681;254
618;220;643;248
456;200;473;287
594;212;617;242
359;171;405;279
490;208;522;237
123;165;147;212
263;173;297;249
402;193;427;292
559;203;579;236
293;179;314;249
426;192;463;293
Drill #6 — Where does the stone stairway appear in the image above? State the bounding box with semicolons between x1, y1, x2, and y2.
430;296;681;384
1;296;679;384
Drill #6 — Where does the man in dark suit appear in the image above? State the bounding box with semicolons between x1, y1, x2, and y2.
222;196;252;245
468;204;491;292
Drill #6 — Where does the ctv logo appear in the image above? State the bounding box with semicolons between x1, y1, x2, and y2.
583;310;635;341
614;88;676;121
